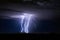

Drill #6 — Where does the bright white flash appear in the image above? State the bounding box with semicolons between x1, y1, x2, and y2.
10;13;34;33
21;13;33;33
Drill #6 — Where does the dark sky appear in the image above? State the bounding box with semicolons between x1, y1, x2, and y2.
0;0;60;33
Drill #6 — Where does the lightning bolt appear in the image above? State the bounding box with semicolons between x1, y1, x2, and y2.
21;14;32;33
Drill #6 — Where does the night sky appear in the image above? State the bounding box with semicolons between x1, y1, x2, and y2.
0;0;60;33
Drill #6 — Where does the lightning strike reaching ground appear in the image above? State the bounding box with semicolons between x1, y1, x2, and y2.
20;13;33;33
10;13;35;33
